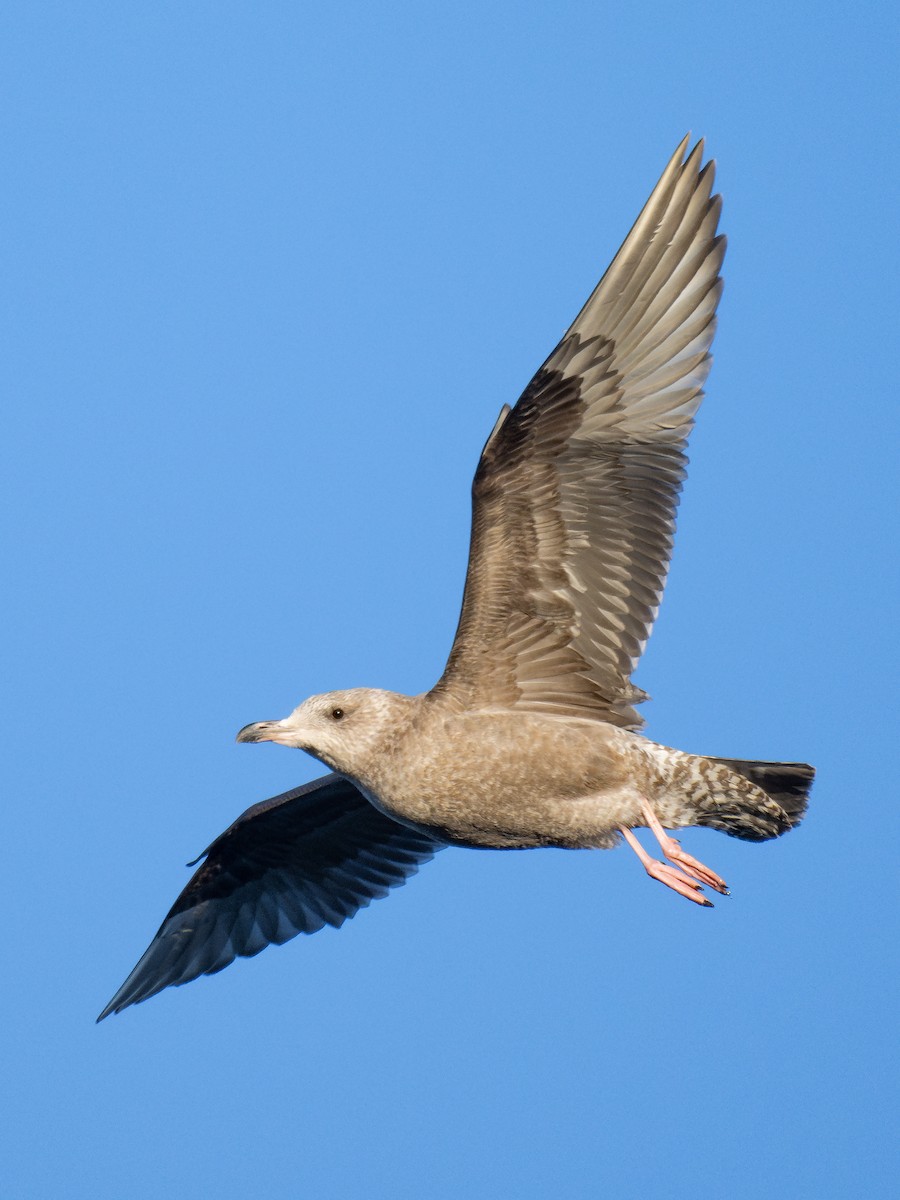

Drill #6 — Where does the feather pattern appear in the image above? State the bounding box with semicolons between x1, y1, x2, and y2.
97;774;442;1020
432;137;724;728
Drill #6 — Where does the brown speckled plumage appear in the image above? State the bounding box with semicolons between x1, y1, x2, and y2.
99;137;814;1020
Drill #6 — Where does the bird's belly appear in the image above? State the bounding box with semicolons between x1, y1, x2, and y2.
362;780;642;850
359;720;644;850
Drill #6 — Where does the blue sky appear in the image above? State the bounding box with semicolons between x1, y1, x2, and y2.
3;2;898;1197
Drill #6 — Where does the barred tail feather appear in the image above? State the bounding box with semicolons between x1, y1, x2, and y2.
695;759;815;842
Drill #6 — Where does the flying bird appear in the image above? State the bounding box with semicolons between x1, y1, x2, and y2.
99;137;814;1021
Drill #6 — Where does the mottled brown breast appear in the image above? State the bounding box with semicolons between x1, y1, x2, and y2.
360;705;637;848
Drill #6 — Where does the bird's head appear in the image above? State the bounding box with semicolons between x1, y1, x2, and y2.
236;687;405;777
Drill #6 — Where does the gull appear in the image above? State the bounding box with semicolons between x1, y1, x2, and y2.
98;136;814;1021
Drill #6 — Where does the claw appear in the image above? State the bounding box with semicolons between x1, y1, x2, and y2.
646;859;714;906
659;836;729;894
618;825;715;907
640;803;730;896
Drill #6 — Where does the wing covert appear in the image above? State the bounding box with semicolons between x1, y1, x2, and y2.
432;137;724;728
98;774;443;1019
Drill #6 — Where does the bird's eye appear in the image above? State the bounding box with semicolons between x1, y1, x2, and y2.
331;708;344;721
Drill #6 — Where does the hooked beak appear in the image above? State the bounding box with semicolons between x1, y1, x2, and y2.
236;719;293;745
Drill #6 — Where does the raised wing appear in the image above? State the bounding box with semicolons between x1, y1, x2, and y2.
432;136;724;729
98;774;443;1020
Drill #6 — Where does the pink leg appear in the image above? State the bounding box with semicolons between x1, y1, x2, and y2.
618;825;713;907
640;801;730;895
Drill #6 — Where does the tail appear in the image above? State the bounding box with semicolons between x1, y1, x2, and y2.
694;758;815;842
